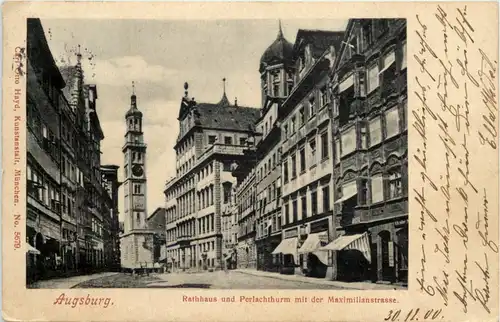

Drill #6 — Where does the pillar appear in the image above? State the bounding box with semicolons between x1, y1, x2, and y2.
326;215;338;281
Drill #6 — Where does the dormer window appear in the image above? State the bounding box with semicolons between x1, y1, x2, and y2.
271;71;281;96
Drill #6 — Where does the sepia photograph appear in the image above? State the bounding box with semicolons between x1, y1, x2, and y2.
25;17;408;290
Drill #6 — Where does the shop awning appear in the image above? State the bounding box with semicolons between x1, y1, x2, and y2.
298;232;330;265
298;232;328;254
319;232;372;263
271;237;298;256
339;74;354;93
26;243;40;255
334;190;357;204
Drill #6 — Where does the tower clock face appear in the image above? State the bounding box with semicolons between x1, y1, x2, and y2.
132;164;144;177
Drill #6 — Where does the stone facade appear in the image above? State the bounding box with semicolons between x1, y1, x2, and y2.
164;83;260;271
330;19;408;283
120;89;154;269
26;19;118;283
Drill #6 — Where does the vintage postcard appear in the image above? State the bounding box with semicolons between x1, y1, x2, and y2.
2;1;499;321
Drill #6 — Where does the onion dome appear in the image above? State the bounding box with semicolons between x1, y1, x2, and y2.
126;82;143;118
259;21;294;72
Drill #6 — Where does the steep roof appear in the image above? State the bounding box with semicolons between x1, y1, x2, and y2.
59;65;77;104
194;95;260;132
294;29;345;59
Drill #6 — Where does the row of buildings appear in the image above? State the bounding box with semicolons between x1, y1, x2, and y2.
26;18;121;282
161;18;408;284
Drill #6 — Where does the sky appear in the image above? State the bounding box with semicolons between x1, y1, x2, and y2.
41;18;347;221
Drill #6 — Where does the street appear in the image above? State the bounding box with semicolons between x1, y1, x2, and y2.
33;271;342;289
32;270;403;290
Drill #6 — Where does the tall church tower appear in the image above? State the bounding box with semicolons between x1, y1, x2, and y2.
259;21;295;109
120;83;154;269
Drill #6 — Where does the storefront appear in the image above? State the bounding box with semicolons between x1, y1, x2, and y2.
367;217;408;283
271;229;298;275
320;231;372;282
297;219;330;278
256;234;281;272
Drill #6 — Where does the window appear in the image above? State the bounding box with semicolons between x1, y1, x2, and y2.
360;125;368;149
291;153;297;178
389;170;403;199
283;160;289;182
401;40;407;70
272;153;276;168
290;116;296;133
133;183;142;194
223;161;232;171
284;203;289;225
272;181;276;200
299;107;305;125
362;21;373;50
224;136;232;145
309;139;316;166
321;132;329;160
341;127;356;156
284;124;288;138
369;117;382;146
299;148;306;172
385;106;400;139
334;139;340;164
268;159;271;173
239;138;246;145
292;200;298;222
360;179;369;205
403;100;408;130
208;135;217;144
223;183;232;204
322;186;330;212
371;173;384;203
311;190;318;215
287;81;293;95
299;51;306;71
309;95;316;115
301;195;307;219
273;84;280;97
381;51;396;74
319;87;328;107
367;63;379;94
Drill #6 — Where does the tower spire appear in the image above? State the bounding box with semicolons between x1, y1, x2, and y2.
278;20;283;38
76;44;82;65
130;81;137;109
218;77;230;107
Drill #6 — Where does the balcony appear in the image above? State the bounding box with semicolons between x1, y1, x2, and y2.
359;198;408;223
198;143;247;165
177;235;192;247
341;151;368;173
